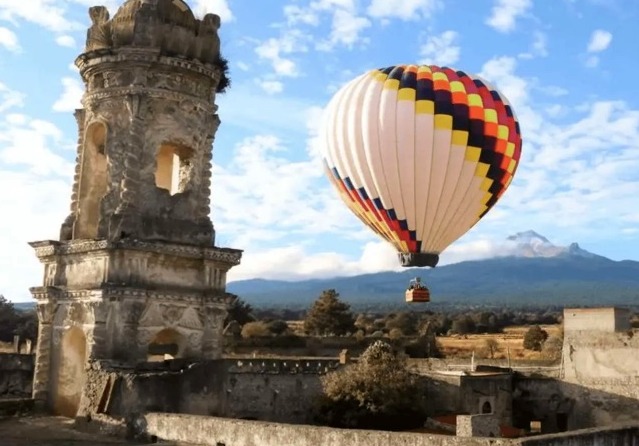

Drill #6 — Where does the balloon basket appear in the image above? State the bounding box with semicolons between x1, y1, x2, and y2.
405;288;430;303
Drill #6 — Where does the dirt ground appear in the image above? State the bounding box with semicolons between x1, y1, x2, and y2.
0;416;162;446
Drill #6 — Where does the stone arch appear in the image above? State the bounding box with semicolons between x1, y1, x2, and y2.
147;328;186;361
74;121;108;239
481;400;493;414
54;326;87;417
154;142;193;195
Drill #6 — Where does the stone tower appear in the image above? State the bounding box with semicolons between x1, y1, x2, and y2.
28;0;241;416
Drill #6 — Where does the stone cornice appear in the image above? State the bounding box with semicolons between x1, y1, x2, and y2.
29;239;242;265
29;285;236;305
76;49;218;79
83;87;216;113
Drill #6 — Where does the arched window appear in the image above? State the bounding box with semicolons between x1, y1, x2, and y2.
147;328;185;361
74;122;107;239
154;143;193;195
481;401;493;414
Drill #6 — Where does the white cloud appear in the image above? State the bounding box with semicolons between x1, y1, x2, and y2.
0;26;19;52
584;55;600;68
419;30;460;67
320;8;371;50
0;81;23;112
192;0;233;23
228;241;401;282
519;31;548;59
584;29;612;67
236;61;250;71
255;31;309;77
587;29;612;52
367;0;441;21
55;35;76;48
284;4;320;26
258;79;284;95
0;0;81;33
0;84;73;301
485;0;532;33
212;131;359;251
52;77;83;112
216;82;316;135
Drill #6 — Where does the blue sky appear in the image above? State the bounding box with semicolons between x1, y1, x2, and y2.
0;0;638;302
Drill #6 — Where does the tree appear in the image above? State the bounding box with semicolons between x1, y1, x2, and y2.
482;338;500;359
315;341;426;430
385;312;417;336
303;289;355;336
523;325;549;351
542;336;563;360
241;321;271;338
451;315;476;335
0;295;19;342
226;297;255;327
265;320;289;336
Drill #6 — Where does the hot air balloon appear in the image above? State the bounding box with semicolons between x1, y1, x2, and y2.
319;65;522;303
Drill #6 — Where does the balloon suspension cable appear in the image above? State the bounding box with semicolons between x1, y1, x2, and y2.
398;252;439;268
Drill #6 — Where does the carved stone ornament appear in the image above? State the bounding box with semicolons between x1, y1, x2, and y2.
86;6;112;52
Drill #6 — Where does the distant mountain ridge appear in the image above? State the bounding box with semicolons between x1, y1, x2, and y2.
228;231;639;309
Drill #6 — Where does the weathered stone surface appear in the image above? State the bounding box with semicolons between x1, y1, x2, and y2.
86;0;221;65
456;414;501;438
139;412;512;446
28;0;241;419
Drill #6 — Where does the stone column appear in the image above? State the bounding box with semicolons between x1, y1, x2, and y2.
32;300;55;408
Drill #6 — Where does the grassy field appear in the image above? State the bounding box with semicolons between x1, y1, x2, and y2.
437;324;562;360
285;320;562;360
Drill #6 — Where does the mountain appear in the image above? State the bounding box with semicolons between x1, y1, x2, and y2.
228;231;639;310
504;230;599;259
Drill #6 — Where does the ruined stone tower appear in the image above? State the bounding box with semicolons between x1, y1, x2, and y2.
28;0;241;416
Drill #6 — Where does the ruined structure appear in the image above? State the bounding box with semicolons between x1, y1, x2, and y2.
28;0;241;417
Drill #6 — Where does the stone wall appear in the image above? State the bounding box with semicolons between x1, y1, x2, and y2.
563;307;630;333
0;354;34;399
456;414;500;438
517;424;639;446
138;413;639;446
79;357;342;425
80;357;520;427
138;412;508;446
560;328;639;429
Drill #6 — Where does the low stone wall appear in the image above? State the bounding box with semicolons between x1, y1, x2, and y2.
518;424;639;445
137;414;639;446
138;413;507;446
0;354;34;398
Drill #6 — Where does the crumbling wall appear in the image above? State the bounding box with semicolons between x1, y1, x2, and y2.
79;358;341;425
561;329;639;429
512;376;574;434
78;360;183;420
0;354;34;399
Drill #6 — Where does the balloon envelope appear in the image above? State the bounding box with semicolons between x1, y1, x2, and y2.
320;65;522;267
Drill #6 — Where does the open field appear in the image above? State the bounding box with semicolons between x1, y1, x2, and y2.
284;321;562;360
437;325;562;360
